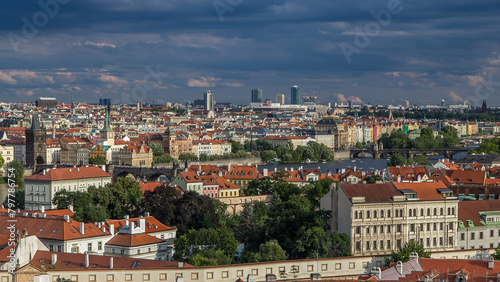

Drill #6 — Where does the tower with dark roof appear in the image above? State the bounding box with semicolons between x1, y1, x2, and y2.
482;100;487;112
26;112;47;167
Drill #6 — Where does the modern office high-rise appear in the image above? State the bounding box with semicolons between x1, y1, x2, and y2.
204;90;214;111
291;85;300;105
251;89;262;103
276;94;285;105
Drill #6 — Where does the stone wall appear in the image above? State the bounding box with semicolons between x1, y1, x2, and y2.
334;150;350;160
187;157;263;167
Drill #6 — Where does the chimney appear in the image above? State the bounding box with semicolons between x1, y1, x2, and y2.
228;163;231;172
110;224;115;235
397;174;402;183
396;261;403;275
409;252;419;263
80;222;85;235
125;219;129;226
51;254;57;265
85;253;89;268
23;212;28;217
198;165;201;173
63;214;70;222
131;222;135;230
218;171;222;177
68;205;74;212
102;227;106;233
144;212;150;217
139;218;146;228
489;256;494;269
354;166;357;172
39;212;46;219
178;262;184;268
40;206;45;213
327;170;331;176
371;267;381;280
110;257;113;269
291;167;294;172
274;168;277;172
263;168;268;177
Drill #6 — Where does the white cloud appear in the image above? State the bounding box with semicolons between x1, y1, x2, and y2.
99;74;127;84
334;93;347;102
448;91;463;102
187;77;220;87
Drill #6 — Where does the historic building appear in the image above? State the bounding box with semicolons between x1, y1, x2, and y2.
151;124;193;159
118;145;153;167
314;117;348;150
25;112;47;167
321;181;459;256
24;166;112;210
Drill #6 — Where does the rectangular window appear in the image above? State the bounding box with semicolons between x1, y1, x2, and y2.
307;265;313;272
71;275;78;281
461;233;465;241
349;262;355;269
321;264;328;271
206;272;213;280
191;273;199;280
98;241;102;250
433;238;437;246
89;275;96;281
107;275;114;282
88;243;92;252
397;239;402;248
410;224;415;232
440;237;443;246
491;230;495;237
397;224;402;233
366;241;370;251
252;269;258;275
143;274;150;281
335;263;341;270
380;240;384;250
356;242;361;252
471;232;475;240
237;270;244;277
449;237;453;246
125;274;132;281
373;241;377;250
160;273;167;280
222;272;228;278
387;240;391;249
480;232;484;239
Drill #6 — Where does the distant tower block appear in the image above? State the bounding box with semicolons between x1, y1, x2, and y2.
251;89;262;103
204;90;214;111
276;94;285;105
291;85;300;105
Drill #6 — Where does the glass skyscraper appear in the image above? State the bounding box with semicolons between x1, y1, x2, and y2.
291;85;300;105
204;90;214;111
251;89;262;103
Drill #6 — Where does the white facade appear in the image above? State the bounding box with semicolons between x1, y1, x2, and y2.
25;169;112;211
0;145;14;176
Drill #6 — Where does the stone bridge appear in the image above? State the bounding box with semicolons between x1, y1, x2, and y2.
110;166;179;182
349;148;469;159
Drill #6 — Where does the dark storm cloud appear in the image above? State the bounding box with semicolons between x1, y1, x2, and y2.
0;0;499;105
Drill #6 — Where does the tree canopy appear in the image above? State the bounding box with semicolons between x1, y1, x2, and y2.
384;242;430;266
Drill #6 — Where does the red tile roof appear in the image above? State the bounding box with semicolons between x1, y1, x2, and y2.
105;216;176;234
30;251;190;270
458;199;500;227
26;166;111;181
340;182;401;203
446;170;486;185
392;181;448;201
0;214;111;240
106;233;164;247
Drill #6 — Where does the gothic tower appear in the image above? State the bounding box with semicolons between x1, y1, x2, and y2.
99;100;115;146
162;121;177;158
26;112;47;167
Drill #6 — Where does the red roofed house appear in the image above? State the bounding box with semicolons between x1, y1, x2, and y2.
104;215;176;260
457;199;500;251
321;181;459;256
386;166;429;182
24;166;112;211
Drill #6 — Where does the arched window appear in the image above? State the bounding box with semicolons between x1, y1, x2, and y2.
359;211;363;219
374;210;377;218
387;210;391;217
434;208;437;215
421;209;424;216
413;209;417;216
440;208;444;215
427;208;431;216
409;209;412;217
381;210;384;218
395;210;399;217
400;209;403;217
452;207;455;215
367;211;371;219
355;211;358;219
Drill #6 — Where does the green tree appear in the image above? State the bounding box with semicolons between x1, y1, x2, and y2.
261;150;277;162
384;242;430;266
188;249;232;266
89;155;106;165
474;140;499;154
0;154;4;171
492;245;500;260
305;178;335;209
355;142;363;149
150;142;172;165
388;153;406;166
254;240;287;262
179;153;198;162
440;126;460;148
9;160;24;188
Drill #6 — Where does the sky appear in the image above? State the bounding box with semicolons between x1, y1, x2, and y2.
0;0;499;106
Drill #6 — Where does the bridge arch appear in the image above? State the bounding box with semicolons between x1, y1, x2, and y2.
116;172;137;181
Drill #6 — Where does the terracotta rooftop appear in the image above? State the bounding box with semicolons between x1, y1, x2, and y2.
26;166;111;181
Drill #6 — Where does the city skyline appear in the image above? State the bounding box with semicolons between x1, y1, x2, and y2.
0;1;499;106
